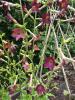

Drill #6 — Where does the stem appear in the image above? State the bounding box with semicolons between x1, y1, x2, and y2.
29;74;33;87
19;0;24;24
26;29;36;38
39;24;52;80
52;26;71;96
58;23;75;70
68;5;75;12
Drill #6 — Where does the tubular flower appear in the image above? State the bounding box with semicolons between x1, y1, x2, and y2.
22;61;30;72
3;40;11;49
31;0;41;12
33;34;41;42
57;0;68;10
3;40;16;54
9;45;16;54
2;1;9;15
22;4;27;12
43;56;55;70
8;84;17;95
41;13;51;25
5;13;18;23
36;84;46;95
34;44;40;52
11;28;25;41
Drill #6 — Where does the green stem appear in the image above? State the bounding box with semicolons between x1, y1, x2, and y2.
19;0;24;24
39;24;52;80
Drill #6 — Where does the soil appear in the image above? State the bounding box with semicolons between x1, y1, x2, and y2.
49;62;75;100
49;70;69;100
64;62;75;94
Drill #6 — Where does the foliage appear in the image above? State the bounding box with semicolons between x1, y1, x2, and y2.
0;0;75;99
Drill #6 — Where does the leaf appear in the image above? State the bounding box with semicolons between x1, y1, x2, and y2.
21;91;32;100
46;93;55;97
63;90;69;96
2;91;10;100
36;95;49;100
63;37;73;44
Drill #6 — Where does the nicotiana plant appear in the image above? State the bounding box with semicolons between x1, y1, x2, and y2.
0;0;75;99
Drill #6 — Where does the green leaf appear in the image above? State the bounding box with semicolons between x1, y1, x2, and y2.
36;95;49;100
63;90;69;96
2;91;10;100
21;91;32;100
63;37;73;44
46;93;55;97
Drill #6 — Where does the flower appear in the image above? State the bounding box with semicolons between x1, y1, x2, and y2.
41;13;51;25
11;28;25;41
2;1;17;23
36;84;46;95
34;44;40;52
57;0;68;10
3;40;11;49
9;45;16;54
22;61;29;71
2;1;9;16
31;0;41;12
8;84;17;95
3;40;16;54
22;4;27;12
57;10;66;17
5;13;18;23
33;34;41;42
43;56;55;70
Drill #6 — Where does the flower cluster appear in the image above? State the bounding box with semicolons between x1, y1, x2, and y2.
0;0;74;99
57;0;68;10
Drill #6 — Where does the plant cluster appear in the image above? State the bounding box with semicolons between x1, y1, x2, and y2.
0;0;75;99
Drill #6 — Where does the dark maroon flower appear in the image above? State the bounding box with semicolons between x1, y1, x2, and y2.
34;44;40;52
41;13;51;25
22;4;27;12
3;40;11;49
43;56;55;70
31;0;41;12
11;28;25;41
22;61;29;71
61;59;68;66
57;10;66;17
3;40;16;54
33;34;41;42
2;1;9;15
8;84;17;95
5;13;18;23
57;0;68;10
36;84;46;95
9;45;16;53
